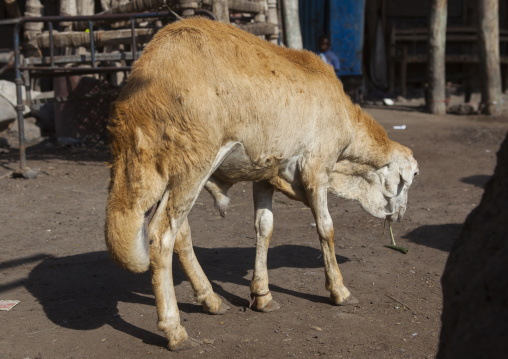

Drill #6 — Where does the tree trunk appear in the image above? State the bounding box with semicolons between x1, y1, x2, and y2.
281;0;302;49
479;0;502;115
427;0;447;115
212;0;230;24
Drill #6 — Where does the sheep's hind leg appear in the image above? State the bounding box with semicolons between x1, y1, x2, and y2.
174;217;229;315
250;181;280;312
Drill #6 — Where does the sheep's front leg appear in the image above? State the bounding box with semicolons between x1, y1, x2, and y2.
249;181;280;312
300;162;357;306
150;221;200;351
174;217;229;314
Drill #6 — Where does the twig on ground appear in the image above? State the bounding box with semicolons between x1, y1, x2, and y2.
386;294;415;314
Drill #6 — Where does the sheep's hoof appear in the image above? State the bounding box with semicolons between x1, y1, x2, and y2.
255;298;281;313
331;293;358;306
208;300;230;315
168;336;200;351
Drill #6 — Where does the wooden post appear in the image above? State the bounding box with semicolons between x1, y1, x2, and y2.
212;0;230;24
401;45;408;98
266;0;280;44
281;0;303;49
4;0;22;18
389;24;395;94
479;0;502;115
427;0;447;115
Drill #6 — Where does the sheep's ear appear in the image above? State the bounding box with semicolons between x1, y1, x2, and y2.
378;163;402;198
135;127;149;153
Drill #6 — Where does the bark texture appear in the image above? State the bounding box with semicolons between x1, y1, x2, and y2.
427;0;447;114
212;0;230;24
281;0;302;49
479;0;502;115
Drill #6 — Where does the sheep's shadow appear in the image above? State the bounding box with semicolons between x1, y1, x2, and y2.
25;245;349;345
461;175;491;188
403;223;462;252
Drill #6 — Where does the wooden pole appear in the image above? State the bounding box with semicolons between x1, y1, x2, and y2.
427;0;447;114
479;0;502;115
281;0;302;49
4;0;22;18
212;0;230;24
266;0;280;44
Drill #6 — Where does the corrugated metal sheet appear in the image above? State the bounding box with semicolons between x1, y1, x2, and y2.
298;0;327;53
298;0;365;76
329;0;365;76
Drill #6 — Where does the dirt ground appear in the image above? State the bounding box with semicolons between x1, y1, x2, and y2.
1;104;507;359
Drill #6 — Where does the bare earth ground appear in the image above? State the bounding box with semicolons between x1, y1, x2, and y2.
1;106;507;359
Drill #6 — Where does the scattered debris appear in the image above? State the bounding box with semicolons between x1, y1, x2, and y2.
311;326;323;331
12;167;40;180
383;98;395;106
386;294;415;314
0;96;16;132
448;103;477;115
202;339;215;345
393;125;407;130
0;300;20;311
395;95;407;103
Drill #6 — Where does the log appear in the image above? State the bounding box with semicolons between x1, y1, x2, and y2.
266;0;279;43
479;0;502;114
34;28;155;49
234;23;276;36
281;0;302;49
427;0;447;114
24;0;43;41
203;0;263;13
73;0;200;30
212;0;230;24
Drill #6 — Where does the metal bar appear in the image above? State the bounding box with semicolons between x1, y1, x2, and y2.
0;11;173;26
88;20;96;68
20;66;132;72
32;91;121;104
48;22;54;67
25;52;137;66
131;18;137;61
13;23;26;170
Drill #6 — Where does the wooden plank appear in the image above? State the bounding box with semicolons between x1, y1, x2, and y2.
234;23;276;36
203;0;263;13
389;24;395;94
401;45;407;97
396;34;508;43
33;28;155;49
25;51;137;66
396;54;508;64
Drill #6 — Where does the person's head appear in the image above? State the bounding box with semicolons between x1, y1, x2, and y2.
318;35;331;52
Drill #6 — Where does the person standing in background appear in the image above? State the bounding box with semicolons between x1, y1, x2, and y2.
317;35;340;75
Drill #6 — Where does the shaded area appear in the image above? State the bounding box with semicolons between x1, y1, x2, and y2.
0;139;110;167
402;223;462;252
25;245;348;345
438;134;508;358
0;253;50;271
460;174;491;188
